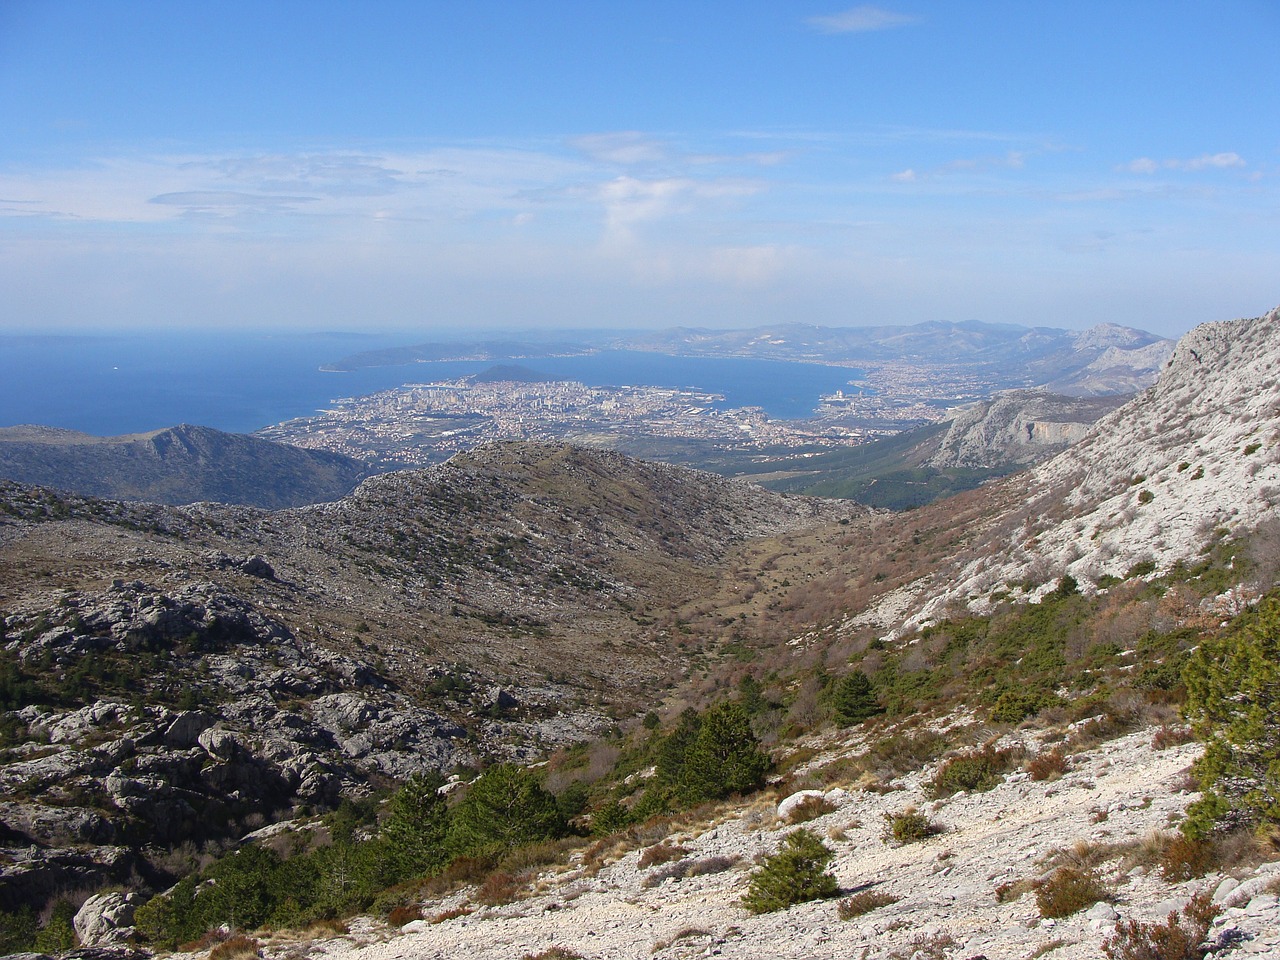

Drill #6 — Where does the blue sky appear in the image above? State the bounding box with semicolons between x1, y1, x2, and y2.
1;1;1276;337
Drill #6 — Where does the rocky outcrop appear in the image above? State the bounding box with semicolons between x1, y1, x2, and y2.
884;305;1280;630
929;390;1127;470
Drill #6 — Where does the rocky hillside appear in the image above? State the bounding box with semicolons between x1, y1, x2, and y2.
0;424;372;508
0;444;855;915
839;306;1280;633
306;726;1279;960
927;390;1128;470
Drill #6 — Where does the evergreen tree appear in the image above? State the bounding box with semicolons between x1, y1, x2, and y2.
741;829;839;913
380;772;450;880
676;700;770;805
1182;595;1280;836
445;763;568;859
828;671;883;725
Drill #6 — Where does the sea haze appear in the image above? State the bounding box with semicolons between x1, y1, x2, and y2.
0;332;863;437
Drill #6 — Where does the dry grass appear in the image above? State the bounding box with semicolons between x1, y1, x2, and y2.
208;935;261;960
784;794;837;824
837;888;899;919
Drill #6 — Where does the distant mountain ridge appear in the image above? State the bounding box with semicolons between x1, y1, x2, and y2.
322;319;1174;398
0;423;371;508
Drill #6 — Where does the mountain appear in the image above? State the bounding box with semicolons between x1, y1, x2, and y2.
808;305;1280;635
0;423;372;508
618;319;1173;394
0;444;855;907
927;390;1128;469
3;307;1280;957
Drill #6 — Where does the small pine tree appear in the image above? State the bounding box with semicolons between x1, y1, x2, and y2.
676;700;770;805
828;671;883;725
741;829;839;913
380;772;450;881
1182;595;1280;837
445;763;568;860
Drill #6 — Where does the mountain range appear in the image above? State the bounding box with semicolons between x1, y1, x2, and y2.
1;306;1278;958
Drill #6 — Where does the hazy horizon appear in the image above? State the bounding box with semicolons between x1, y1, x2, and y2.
2;2;1277;338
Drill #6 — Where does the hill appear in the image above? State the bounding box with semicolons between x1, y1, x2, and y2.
2;307;1279;959
0;423;372;508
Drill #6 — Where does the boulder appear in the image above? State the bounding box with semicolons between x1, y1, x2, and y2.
73;891;142;947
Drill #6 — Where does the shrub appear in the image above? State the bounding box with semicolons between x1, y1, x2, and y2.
882;809;942;845
1158;835;1216;881
208;935;261;960
1027;749;1069;781
786;794;837;824
1102;890;1219;960
1182;596;1280;837
522;950;584;960
386;904;422;926
1151;725;1195;750
991;689;1059;724
837;889;899;919
474;870;521;906
1034;867;1109;918
638;841;687;868
741;829;839;914
928;745;1020;797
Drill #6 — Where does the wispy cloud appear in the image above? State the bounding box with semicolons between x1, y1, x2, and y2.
1124;152;1246;174
571;132;668;165
806;5;921;34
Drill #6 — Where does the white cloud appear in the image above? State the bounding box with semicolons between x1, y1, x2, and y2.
891;168;917;182
806;5;921;34
1124;152;1246;174
571;132;668;165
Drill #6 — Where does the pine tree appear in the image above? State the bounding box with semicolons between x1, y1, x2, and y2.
1182;595;1280;837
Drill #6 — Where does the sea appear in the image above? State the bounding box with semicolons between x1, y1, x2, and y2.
0;330;863;437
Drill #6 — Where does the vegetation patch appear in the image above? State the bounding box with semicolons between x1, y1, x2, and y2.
1033;867;1110;919
741;829;839;914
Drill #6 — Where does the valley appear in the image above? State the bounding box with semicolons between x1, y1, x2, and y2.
1;307;1278;959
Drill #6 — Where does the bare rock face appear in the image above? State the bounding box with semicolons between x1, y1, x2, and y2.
900;305;1280;629
929;390;1127;470
73;891;143;947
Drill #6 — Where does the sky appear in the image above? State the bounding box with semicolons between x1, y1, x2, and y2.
1;1;1277;338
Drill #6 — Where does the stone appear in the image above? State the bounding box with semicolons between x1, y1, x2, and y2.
73;891;141;947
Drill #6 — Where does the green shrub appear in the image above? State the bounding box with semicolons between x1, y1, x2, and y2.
653;700;770;806
741;829;839;914
1033;867;1109;918
881;809;941;844
928;745;1020;797
1182;595;1280;837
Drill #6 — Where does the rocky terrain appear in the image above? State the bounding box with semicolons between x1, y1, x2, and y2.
2;306;1278;959
0;444;856;916
926;390;1127;470
0;424;372;509
832;306;1280;635
282;725;1277;960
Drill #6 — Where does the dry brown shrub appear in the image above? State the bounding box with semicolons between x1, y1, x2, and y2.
474;869;522;906
1027;748;1069;781
1158;834;1217;881
429;906;473;924
837;889;899;919
1151;725;1195;750
785;794;837;824
208;935;261;960
386;904;422;926
1102;890;1219;960
638;841;688;868
521;949;585;960
1033;867;1110;919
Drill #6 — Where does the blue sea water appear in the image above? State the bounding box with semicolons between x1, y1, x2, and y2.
0;331;862;437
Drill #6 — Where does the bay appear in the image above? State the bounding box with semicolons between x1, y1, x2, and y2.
0;332;862;436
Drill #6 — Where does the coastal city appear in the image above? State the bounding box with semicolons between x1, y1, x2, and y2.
257;360;987;468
